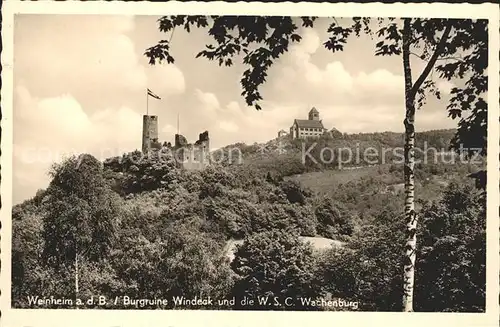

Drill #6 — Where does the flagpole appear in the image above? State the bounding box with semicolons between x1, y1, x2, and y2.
146;89;149;116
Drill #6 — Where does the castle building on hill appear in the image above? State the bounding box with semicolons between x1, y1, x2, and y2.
289;107;327;139
141;114;210;170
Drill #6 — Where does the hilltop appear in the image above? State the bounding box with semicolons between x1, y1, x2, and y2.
209;128;482;217
216;128;456;159
213;128;462;176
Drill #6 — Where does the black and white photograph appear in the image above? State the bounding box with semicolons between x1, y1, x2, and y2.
1;1;499;326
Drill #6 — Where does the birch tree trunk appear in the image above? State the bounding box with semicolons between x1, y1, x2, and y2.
401;18;417;312
401;18;452;312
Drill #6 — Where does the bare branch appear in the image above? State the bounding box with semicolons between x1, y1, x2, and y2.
410;21;453;98
410;52;426;61
412;35;425;44
169;26;176;44
436;56;465;62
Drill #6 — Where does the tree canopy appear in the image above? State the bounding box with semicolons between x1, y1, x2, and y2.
145;16;487;161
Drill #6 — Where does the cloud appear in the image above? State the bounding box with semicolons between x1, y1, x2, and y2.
162;124;177;135
13;85;144;204
226;101;244;115
269;28;405;109
288;28;321;66
14;15;186;109
437;80;455;96
218;120;239;133
145;63;186;97
355;69;404;95
195;89;220;112
16;16;139;92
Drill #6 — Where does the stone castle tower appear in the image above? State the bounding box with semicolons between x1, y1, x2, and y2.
142;115;159;153
308;107;320;121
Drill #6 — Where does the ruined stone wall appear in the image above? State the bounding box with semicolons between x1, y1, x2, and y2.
194;131;210;167
174;131;210;170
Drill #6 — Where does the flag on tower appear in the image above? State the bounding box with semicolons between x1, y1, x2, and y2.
147;88;161;100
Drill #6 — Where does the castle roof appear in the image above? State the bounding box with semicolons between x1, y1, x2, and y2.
309;107;319;114
293;119;325;129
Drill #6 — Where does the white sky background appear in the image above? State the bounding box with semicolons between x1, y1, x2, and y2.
13;14;459;204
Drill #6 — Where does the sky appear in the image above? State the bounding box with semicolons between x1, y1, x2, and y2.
13;14;458;204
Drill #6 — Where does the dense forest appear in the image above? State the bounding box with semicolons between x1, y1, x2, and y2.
11;129;486;311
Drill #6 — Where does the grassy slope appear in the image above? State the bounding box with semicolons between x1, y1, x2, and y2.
287;165;385;191
217;129;478;203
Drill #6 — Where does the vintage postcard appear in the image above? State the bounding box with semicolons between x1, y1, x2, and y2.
1;1;499;327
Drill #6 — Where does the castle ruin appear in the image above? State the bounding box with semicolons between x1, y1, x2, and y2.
141;115;210;170
173;131;210;170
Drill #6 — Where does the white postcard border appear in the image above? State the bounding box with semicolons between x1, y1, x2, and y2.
1;1;499;327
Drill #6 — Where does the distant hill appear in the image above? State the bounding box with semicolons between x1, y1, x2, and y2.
212;128;459;179
207;127;485;219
